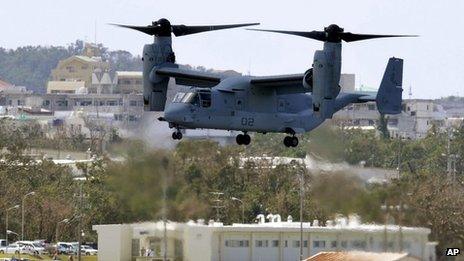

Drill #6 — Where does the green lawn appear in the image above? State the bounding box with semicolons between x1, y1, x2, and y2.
0;253;97;261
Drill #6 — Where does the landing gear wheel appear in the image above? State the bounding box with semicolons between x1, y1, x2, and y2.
236;134;243;145
284;136;292;147
242;134;251;145
172;131;183;140
236;134;251;145
284;136;299;147
291;136;299;147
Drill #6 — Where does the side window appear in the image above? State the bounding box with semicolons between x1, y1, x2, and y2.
199;92;211;108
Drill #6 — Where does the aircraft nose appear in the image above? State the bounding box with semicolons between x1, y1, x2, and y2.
164;103;187;123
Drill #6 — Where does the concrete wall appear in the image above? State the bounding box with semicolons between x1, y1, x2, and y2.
93;224;132;261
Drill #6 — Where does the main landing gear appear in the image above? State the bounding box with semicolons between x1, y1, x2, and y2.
236;133;251;145
283;135;299;147
172;130;183;140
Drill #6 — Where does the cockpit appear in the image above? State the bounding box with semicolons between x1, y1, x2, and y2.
172;90;211;108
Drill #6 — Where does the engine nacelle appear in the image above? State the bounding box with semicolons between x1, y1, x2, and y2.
142;37;176;111
302;68;313;92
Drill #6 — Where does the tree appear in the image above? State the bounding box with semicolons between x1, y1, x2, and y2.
377;114;390;139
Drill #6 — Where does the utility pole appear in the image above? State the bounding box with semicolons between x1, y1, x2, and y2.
381;202;388;252
77;182;83;261
210;192;225;222
163;169;167;261
5;205;19;254
21;191;35;240
299;169;304;261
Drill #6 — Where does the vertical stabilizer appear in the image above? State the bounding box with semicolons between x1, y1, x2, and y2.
376;57;403;114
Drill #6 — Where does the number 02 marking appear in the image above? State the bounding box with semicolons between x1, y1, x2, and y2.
241;117;254;126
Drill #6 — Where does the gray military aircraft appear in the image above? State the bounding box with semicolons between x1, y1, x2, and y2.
114;19;413;147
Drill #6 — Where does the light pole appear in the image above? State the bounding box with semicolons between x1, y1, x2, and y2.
6;205;20;253
21;191;35;240
299;169;305;261
55;218;70;242
231;197;245;223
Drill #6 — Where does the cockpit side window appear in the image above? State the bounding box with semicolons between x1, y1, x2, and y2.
173;92;186;103
181;92;200;106
199;92;211;108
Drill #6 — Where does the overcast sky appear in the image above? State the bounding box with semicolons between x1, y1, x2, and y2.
1;0;463;98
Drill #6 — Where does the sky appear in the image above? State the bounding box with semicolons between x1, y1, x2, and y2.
1;0;463;98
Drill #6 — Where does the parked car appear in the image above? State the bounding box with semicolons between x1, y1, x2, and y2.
0;243;25;254
17;241;46;255
80;245;98;255
56;242;78;255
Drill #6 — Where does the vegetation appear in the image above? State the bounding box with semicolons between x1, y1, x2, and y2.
0;120;463;256
0;40;142;93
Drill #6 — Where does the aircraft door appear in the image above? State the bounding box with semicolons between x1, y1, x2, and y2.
277;98;286;112
234;91;245;111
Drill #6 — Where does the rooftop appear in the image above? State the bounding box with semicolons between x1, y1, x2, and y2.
305;251;416;261
116;71;143;77
102;214;430;236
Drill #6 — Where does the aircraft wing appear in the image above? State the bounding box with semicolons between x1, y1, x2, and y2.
356;92;377;102
155;67;223;88
250;74;307;94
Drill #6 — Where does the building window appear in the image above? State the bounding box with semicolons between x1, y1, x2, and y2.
128;115;138;122
303;240;308;248
313;240;326;248
255;240;268;248
43;100;50;106
330;241;337;248
411;111;416;116
271;240;279;247
79;100;92;106
225;240;249;247
368;104;376;110
284;240;288;248
135;80;142;85
352;240;367;249
107;100;117;106
292;241;300;248
114;114;123;121
130;100;138;106
341;241;347;248
131;239;140;257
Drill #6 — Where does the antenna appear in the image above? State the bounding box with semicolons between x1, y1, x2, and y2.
210;192;225;222
94;19;97;45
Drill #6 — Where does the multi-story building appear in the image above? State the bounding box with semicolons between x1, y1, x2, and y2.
93;215;436;261
333;99;447;139
114;71;143;94
47;44;109;93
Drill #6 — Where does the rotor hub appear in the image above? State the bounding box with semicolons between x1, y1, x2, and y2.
324;24;344;42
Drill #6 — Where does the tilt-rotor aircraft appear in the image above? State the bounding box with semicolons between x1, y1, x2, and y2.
114;19;414;147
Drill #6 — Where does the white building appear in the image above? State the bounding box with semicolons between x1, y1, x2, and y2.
93;215;436;261
333;99;447;139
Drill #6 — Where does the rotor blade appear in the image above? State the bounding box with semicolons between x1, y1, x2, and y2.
172;23;260;37
110;24;159;35
341;33;418;42
247;29;327;41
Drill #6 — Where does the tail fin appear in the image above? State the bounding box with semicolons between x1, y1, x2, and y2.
376;57;403;114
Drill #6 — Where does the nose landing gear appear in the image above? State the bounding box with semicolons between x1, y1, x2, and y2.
236;133;251;145
283;135;299;147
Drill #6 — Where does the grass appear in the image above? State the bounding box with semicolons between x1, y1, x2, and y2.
0;253;97;261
